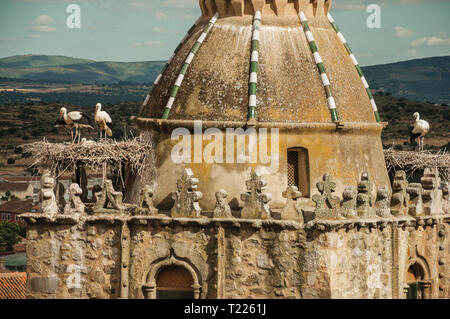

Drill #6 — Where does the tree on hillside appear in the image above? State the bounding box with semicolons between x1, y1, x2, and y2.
1;191;17;201
0;221;21;252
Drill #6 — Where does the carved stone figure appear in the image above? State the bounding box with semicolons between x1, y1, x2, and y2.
39;170;59;215
64;183;85;214
421;168;442;215
137;185;158;215
375;186;391;218
443;182;449;214
312;174;341;219
213;189;232;218
406;183;423;217
94;179;125;214
171;168;203;218
281;186;303;222
340;186;357;218
240;171;271;219
357;172;376;218
390;170;409;216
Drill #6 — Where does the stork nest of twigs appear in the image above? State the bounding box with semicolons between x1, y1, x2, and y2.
22;137;153;178
384;148;450;182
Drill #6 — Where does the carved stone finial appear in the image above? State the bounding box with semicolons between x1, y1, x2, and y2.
240;171;272;219
137;185;158;215
390;170;409;216
357;172;376;218
281;186;303;222
406;183;423;217
171;168;203;218
93;179;125;214
421;167;442;215
312;173;341;219
340;186;357;218
375;186;392;218
39;170;58;215
64;183;85;215
213;189;232;218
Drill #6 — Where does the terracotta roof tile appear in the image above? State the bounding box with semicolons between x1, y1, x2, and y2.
0;199;37;214
0;181;30;192
0;272;26;299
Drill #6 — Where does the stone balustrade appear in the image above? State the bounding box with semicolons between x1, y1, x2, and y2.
22;167;449;232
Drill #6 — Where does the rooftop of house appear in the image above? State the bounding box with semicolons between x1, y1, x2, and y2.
0;199;37;214
0;272;26;299
0;181;31;192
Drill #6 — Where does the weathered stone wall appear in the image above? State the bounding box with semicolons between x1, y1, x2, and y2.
26;218;122;299
223;225;303;299
302;226;393;299
24;214;450;299
23;167;450;299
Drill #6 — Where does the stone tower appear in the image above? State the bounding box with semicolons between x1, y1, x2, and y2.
131;0;390;212
22;0;450;300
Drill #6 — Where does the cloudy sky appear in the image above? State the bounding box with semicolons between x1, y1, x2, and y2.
0;0;449;66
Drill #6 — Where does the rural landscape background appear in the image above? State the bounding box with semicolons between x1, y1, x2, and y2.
0;54;449;176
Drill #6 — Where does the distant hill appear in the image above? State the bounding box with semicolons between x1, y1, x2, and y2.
0;55;94;68
0;55;165;84
0;54;449;103
363;56;450;104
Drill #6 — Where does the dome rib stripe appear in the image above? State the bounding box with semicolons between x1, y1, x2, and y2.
141;17;202;109
162;13;219;120
247;10;261;121
299;12;339;122
327;13;381;123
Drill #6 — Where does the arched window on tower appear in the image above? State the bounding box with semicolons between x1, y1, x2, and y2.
156;265;195;299
287;147;310;197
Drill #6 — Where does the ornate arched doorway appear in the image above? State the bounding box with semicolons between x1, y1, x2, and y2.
155;265;194;299
405;262;431;299
142;256;201;299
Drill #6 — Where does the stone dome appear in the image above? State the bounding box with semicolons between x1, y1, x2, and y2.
140;0;380;124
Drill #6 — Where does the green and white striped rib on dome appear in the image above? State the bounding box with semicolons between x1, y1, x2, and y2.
142;17;202;109
248;10;261;121
161;13;219;120
327;13;381;123
299;12;339;122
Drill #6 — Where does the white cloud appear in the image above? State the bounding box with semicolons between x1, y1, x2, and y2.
30;14;56;32
394;26;414;38
30;25;57;32
131;40;164;48
406;48;419;56
152;27;176;35
32;14;54;25
410;36;450;46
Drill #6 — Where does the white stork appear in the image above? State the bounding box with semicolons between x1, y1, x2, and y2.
95;103;112;140
410;112;430;152
58;107;93;143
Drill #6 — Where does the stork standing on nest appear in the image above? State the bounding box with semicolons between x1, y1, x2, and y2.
57;107;93;143
95;103;112;140
410;112;430;152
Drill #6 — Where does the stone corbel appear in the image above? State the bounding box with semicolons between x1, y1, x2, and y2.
231;0;244;16
312;0;325;17
250;0;265;14
214;0;228;17
273;0;288;17
295;0;310;13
